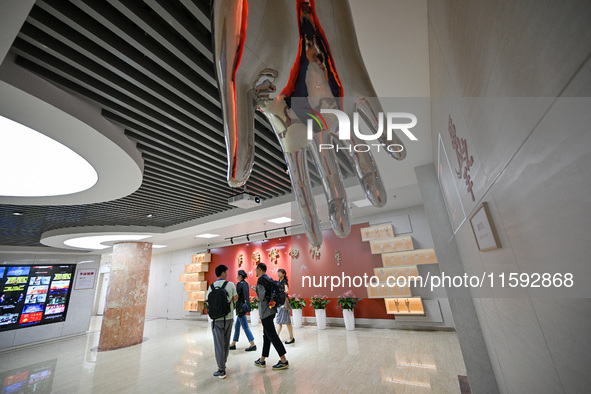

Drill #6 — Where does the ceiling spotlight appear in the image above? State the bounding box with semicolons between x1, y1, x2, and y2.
12;211;24;216
230;238;233;244
283;227;287;235
264;231;268;239
146;214;153;218
246;234;250;241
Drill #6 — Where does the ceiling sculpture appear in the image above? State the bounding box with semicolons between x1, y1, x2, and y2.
0;0;363;248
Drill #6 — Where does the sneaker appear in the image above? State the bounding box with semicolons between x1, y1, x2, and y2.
229;345;236;350
245;345;257;352
272;360;289;370
284;338;295;344
254;358;266;368
213;370;227;379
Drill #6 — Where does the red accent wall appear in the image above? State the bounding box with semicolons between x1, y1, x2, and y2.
207;223;394;320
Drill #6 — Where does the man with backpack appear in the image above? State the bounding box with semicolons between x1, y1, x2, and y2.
206;264;238;379
253;262;289;370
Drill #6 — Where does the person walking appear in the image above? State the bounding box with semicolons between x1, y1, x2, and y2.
275;269;295;344
206;264;238;379
253;262;289;370
230;269;257;351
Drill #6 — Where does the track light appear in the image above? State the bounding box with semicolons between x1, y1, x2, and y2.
283;227;287;235
264;231;268;238
230;238;233;244
246;234;250;241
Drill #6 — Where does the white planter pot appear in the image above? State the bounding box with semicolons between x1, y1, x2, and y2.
292;309;303;328
343;309;355;331
250;309;259;327
315;309;327;330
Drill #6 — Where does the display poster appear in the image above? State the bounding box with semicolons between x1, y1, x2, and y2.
0;265;76;332
74;269;96;290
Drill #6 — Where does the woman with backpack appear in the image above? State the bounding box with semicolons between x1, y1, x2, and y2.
229;270;256;351
275;269;295;344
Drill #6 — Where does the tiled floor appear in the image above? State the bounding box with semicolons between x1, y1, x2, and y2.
0;317;467;393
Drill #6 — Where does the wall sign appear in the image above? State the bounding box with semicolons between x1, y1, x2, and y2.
469;202;501;251
74;269;96;290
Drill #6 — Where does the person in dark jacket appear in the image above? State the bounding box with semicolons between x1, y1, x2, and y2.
253;263;289;370
229;270;256;351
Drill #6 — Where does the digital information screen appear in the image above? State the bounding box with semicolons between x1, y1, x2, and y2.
0;265;76;332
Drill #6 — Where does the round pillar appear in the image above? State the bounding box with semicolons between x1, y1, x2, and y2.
98;241;152;351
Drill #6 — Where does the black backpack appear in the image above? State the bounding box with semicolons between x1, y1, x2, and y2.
207;281;231;320
261;276;286;307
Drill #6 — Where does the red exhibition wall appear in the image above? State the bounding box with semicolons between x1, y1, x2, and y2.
207;223;393;319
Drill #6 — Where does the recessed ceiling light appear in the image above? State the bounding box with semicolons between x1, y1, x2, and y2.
12;211;24;216
268;217;292;224
0;115;98;197
352;199;373;208
64;234;152;250
146;214;153;218
152;244;167;249
195;233;219;239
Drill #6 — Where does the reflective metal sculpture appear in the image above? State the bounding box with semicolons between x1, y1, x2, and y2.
212;0;406;246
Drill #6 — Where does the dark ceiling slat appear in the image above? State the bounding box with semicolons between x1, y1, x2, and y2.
140;148;287;198
106;0;212;79
34;1;220;105
17;25;224;134
109;190;226;217
135;134;292;191
139;0;212;60
143;154;280;199
113;112;291;182
12;40;224;138
26;5;221;121
178;0;211;32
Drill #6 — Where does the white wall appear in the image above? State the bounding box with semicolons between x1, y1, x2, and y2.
146;247;209;320
428;1;591;392
0;253;100;349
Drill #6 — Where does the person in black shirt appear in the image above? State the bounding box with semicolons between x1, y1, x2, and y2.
230;270;256;351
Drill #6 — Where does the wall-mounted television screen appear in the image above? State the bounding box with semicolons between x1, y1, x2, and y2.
0;265;76;332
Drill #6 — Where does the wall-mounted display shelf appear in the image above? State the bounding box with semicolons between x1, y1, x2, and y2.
369;235;414;254
367;282;413;298
180;253;211;312
381;249;437;267
384;297;425;315
360;224;395;241
374;266;420;281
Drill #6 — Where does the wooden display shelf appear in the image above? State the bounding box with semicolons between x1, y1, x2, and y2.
184;300;204;312
184;282;208;293
367;282;412;298
384;297;424;315
360;224;395;241
369;235;414;254
382;249;437;267
188;289;207;300
185;262;209;273
374;266;419;281
192;253;211;264
180;273;206;282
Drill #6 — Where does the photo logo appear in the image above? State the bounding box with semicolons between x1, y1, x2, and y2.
306;109;418;153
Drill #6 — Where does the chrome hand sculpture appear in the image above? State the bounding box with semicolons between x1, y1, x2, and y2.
212;0;406;246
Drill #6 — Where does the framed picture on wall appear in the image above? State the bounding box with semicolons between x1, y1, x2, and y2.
469;202;501;252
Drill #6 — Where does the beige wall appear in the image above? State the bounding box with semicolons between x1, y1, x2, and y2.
428;1;591;392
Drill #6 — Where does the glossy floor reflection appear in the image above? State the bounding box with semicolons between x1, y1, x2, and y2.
0;317;467;393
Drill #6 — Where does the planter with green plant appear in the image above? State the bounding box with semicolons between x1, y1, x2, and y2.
289;294;306;328
337;290;361;330
310;295;329;329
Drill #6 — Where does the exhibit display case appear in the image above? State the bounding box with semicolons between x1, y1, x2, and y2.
179;253;211;312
